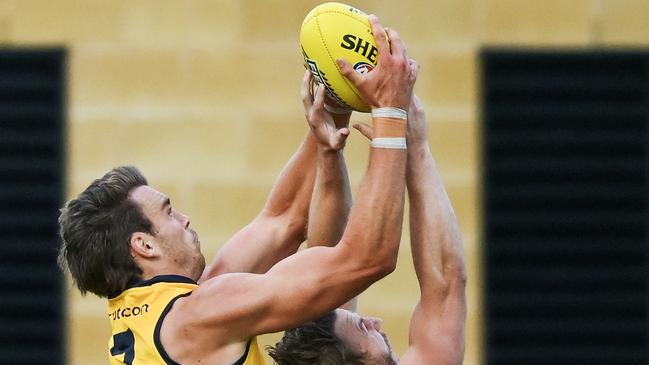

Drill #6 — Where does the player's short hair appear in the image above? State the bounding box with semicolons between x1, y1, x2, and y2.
58;166;152;298
268;311;365;365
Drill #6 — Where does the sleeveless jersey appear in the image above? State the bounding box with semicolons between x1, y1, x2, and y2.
107;275;264;365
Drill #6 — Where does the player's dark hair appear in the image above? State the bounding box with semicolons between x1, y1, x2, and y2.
268;311;365;365
58;166;153;298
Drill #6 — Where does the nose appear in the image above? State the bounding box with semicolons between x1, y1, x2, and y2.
363;317;382;332
364;317;383;331
175;211;191;228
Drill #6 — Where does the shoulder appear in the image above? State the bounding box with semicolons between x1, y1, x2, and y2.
156;274;267;363
163;272;269;340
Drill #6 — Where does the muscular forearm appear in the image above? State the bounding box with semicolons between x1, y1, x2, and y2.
340;118;407;274
406;143;465;288
307;144;355;310
262;139;407;327
307;149;352;247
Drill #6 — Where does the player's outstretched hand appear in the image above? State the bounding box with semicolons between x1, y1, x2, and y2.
301;70;350;151
405;93;427;147
337;15;419;110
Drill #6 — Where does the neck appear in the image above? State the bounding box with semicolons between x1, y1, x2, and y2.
137;260;195;282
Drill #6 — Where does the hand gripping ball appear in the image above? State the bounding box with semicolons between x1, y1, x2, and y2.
300;2;378;112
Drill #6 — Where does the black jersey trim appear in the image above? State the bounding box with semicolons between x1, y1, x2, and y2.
131;275;197;289
232;339;253;365
153;292;192;365
152;291;253;365
109;275;197;300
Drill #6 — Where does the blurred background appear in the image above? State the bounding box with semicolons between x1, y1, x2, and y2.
0;0;647;364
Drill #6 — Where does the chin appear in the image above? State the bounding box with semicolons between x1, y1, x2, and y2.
192;257;206;281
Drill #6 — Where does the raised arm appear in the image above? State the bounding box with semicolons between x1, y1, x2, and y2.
305;85;352;249
303;74;356;310
178;16;418;343
400;95;467;365
199;106;318;281
199;71;354;281
204;106;409;338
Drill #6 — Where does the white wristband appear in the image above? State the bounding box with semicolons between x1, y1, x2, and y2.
371;107;407;120
324;103;352;115
371;137;407;149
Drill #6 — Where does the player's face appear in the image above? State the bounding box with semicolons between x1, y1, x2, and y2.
333;308;397;365
130;186;205;280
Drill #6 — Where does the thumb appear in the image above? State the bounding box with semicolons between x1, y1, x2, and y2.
353;122;374;141
337;59;362;86
333;128;350;150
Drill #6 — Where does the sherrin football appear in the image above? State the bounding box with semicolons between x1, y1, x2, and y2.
300;2;378;112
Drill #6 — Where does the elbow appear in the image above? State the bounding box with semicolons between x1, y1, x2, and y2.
343;251;397;283
262;214;307;245
366;253;398;280
445;262;467;289
283;215;307;242
380;255;398;276
362;263;394;284
458;266;468;288
338;236;400;281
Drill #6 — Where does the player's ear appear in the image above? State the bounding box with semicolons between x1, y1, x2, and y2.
129;232;157;258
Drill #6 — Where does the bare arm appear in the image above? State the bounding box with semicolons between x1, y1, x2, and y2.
199;116;317;281
177;15;418;344
306;117;352;249
400;95;467;365
182;113;408;347
304;78;356;310
201;136;407;338
307;140;351;248
199;71;353;281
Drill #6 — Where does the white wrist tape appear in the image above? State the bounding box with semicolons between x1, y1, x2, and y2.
324;103;352;115
371;107;407;120
371;137;407;149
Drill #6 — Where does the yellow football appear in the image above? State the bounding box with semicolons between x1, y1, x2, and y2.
300;2;377;113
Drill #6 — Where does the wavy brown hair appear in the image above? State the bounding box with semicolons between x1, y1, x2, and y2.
58;166;153;298
268;311;365;365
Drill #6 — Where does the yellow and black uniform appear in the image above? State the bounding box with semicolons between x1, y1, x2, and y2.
108;275;264;365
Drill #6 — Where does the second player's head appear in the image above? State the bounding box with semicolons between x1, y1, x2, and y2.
269;308;397;365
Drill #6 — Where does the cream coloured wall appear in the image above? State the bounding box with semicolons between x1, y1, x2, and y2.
2;0;648;364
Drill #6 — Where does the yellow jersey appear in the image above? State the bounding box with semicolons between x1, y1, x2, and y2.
107;275;264;365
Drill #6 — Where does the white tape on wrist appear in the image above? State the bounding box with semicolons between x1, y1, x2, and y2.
324;103;352;115
371;107;407;120
371;137;407;149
